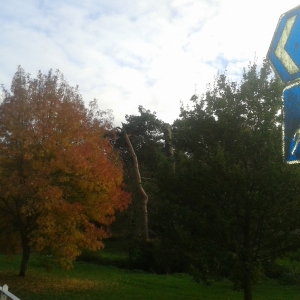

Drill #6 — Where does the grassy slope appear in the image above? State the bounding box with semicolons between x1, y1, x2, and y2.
1;255;300;300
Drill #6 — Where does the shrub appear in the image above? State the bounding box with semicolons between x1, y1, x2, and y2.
263;261;289;279
129;239;188;274
279;270;300;285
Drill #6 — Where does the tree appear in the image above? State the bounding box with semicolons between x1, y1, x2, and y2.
159;60;300;300
120;105;165;173
122;127;149;242
112;106;172;269
0;67;130;276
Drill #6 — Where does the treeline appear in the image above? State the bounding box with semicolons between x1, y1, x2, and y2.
1;61;300;300
112;60;300;300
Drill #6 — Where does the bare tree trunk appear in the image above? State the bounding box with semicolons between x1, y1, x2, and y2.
123;129;149;241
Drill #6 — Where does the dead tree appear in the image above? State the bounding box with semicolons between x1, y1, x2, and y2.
123;129;149;241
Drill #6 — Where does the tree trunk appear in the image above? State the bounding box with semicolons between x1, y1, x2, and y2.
123;129;149;241
243;271;252;300
19;237;31;276
243;203;252;300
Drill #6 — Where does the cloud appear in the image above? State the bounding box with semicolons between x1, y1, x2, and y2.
1;0;300;125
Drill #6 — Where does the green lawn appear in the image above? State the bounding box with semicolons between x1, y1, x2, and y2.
1;255;300;300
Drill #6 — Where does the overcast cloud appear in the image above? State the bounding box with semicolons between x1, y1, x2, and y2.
1;0;299;125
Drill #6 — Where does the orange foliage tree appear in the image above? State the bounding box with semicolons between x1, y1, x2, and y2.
0;67;131;276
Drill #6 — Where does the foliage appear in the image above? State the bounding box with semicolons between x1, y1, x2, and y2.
158;60;300;299
116;105;165;172
113;106;166;255
77;238;129;268
278;269;300;285
0;67;130;276
262;261;289;280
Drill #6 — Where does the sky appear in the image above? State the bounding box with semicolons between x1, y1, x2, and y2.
1;0;300;126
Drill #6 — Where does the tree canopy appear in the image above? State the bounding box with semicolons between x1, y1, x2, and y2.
157;60;300;300
0;67;130;276
3;60;300;300
113;106;166;251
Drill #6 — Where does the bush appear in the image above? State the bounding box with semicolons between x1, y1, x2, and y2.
279;270;300;285
262;260;300;286
129;239;188;274
77;250;128;268
263;261;289;279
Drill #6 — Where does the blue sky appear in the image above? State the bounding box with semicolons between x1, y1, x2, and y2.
1;0;300;125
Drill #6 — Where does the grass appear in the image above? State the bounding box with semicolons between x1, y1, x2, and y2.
1;254;300;299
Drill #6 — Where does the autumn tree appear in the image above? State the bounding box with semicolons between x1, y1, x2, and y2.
0;67;130;276
158;60;300;300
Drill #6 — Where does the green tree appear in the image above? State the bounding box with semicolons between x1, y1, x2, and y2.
0;67;130;276
159;60;300;300
113;106;169;267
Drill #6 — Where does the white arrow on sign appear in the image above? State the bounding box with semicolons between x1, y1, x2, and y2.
275;15;299;75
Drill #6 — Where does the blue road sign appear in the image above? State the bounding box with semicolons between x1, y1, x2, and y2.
283;83;300;163
268;5;300;83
